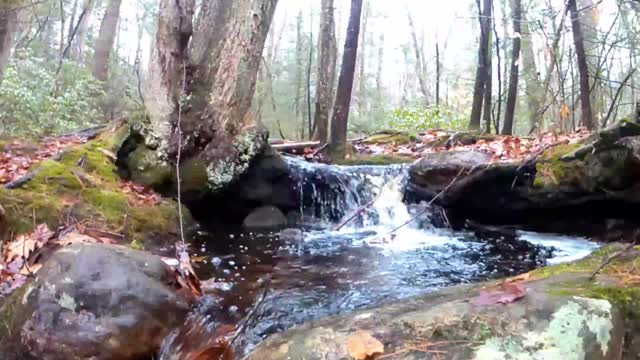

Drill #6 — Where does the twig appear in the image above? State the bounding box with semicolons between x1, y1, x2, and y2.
387;168;466;235
223;282;270;358
176;61;187;255
590;238;638;281
333;188;386;231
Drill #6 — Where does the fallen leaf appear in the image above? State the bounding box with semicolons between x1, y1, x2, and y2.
347;331;384;360
472;282;527;306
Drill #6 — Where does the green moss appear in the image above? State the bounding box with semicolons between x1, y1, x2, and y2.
0;126;190;250
335;154;415;166
362;132;415;145
533;143;586;188
178;158;209;194
0;283;32;341
531;245;621;279
126;146;172;188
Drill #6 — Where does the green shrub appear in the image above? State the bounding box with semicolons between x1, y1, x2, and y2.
0;50;104;136
389;106;467;133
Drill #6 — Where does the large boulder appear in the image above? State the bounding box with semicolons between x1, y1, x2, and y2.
246;244;640;360
407;121;640;232
0;244;191;360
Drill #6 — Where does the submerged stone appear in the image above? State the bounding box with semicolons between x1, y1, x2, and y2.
243;205;287;230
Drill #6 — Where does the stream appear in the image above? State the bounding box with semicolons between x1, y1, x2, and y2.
159;159;599;358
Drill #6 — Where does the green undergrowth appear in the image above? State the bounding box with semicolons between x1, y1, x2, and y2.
335;154;415;166
0;125;189;249
361;131;416;145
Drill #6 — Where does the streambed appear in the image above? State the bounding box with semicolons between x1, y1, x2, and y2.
159;160;598;358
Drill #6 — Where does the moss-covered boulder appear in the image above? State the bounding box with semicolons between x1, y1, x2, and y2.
360;130;416;145
246;244;640;360
407;121;640;232
0;124;192;250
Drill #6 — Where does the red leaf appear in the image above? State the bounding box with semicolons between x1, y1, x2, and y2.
472;282;527;306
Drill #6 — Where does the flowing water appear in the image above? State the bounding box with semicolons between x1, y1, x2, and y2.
159;159;599;358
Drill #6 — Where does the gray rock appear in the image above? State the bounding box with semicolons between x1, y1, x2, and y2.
2;243;190;360
279;228;304;243
243;205;287;230
246;272;625;360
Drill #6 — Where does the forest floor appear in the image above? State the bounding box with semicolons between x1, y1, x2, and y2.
279;129;593;164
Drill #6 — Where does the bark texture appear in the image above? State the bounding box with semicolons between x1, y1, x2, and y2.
0;4;17;85
502;0;522;135
569;0;595;129
142;0;195;149
469;0;493;130
92;0;122;82
329;0;363;159
71;0;94;62
520;4;542;132
313;0;337;143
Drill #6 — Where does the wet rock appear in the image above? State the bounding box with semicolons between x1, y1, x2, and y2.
243;206;287;230
279;228;304;243
246;257;629;360
408;151;492;200
407;122;640;232
1;243;190;360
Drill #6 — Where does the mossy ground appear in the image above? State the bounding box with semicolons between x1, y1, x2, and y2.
533;244;640;322
361;131;416;145
335;154;415;166
0;125;189;250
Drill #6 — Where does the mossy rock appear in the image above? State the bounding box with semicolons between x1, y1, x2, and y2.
0;125;191;250
335;154;415;166
361;131;416;145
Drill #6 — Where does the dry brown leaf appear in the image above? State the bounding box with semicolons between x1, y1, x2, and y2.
347;331;384;360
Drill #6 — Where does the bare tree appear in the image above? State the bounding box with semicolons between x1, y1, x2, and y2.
569;0;595;129
469;0;493;130
313;0;337;143
0;4;17;85
407;11;429;104
92;0;122;82
329;0;363;159
520;3;543;133
502;0;522;135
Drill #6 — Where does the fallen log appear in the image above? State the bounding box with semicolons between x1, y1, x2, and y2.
271;141;320;152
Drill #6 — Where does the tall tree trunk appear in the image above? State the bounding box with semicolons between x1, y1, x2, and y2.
435;37;441;107
520;3;542;132
407;11;429;104
0;4;17;85
143;0;195;148
357;0;369;115
71;0;95;62
313;0;337;143
295;10;304;138
329;0;363;159
502;0;521;135
483;29;493;133
469;0;492;130
92;0;122;82
569;0;594;129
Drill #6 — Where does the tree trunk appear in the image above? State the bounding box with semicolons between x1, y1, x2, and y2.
0;4;16;85
483;29;493;133
329;0;363;159
142;0;195;149
71;0;95;62
435;38;441;107
520;3;543;132
407;11;429;104
502;0;521;135
92;0;122;82
357;0;369;114
469;0;492;130
295;10;304;138
313;0;337;143
569;0;594;130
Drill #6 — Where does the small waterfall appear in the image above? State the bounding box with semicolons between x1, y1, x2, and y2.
286;157;414;227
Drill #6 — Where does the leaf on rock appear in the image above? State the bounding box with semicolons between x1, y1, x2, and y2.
347;331;384;360
472;282;527;306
